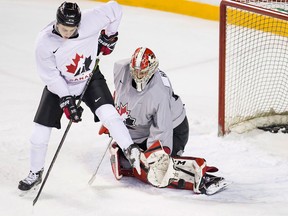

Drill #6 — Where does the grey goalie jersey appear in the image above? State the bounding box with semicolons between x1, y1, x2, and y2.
113;59;186;151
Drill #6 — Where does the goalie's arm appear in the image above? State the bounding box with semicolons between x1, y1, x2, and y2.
147;95;174;153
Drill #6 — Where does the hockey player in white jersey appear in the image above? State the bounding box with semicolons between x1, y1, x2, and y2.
18;1;141;193
100;47;229;194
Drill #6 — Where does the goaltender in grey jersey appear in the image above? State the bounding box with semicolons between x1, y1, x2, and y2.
113;48;188;156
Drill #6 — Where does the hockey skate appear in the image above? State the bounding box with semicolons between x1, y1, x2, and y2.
199;174;230;195
18;168;43;196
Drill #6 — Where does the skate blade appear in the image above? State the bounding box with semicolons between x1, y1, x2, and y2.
18;184;39;197
205;180;231;195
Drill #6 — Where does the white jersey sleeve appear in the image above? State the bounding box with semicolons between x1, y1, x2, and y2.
81;1;122;36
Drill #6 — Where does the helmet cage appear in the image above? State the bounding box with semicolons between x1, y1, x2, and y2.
130;47;159;92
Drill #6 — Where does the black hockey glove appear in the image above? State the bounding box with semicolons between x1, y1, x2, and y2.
60;96;83;123
97;29;118;55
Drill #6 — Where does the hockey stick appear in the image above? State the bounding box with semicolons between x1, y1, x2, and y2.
33;53;102;206
88;136;113;185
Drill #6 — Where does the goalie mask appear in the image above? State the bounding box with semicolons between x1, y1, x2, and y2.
130;47;159;92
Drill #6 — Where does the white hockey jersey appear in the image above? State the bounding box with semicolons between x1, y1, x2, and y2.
35;1;122;98
113;59;186;151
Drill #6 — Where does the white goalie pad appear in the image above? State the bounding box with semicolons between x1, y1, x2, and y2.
109;143;123;180
147;155;207;191
109;143;134;180
172;157;207;193
145;141;207;192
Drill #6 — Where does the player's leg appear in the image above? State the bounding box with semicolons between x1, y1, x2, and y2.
18;87;62;192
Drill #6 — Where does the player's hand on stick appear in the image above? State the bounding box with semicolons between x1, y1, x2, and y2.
60;95;83;122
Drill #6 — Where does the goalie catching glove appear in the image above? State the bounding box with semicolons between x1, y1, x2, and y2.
60;95;83;122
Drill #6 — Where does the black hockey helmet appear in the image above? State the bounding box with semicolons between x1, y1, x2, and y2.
56;2;81;27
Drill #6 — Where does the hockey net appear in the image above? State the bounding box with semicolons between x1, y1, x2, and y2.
218;0;288;135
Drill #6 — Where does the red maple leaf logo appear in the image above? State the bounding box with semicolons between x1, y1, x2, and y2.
116;102;136;127
116;103;129;117
66;54;84;74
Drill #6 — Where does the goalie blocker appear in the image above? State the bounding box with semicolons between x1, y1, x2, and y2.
109;140;229;195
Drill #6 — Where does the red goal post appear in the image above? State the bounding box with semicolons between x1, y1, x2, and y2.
218;0;288;136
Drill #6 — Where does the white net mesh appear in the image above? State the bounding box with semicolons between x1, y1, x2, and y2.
220;0;288;134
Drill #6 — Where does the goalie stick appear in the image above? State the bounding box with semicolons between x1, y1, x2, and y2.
88;137;113;185
33;53;102;206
